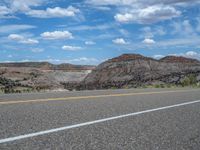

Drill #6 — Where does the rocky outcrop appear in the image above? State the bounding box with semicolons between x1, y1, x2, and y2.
67;54;200;90
0;62;95;93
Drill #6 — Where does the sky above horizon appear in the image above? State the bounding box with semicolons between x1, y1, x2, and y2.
0;0;200;65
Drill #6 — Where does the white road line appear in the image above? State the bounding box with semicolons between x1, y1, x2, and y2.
0;99;200;144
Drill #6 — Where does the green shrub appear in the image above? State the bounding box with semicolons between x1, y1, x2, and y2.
154;84;160;88
181;74;197;87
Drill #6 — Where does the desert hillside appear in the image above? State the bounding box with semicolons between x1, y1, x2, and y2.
0;62;95;93
64;54;200;90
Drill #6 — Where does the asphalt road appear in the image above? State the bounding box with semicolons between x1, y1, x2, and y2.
0;88;200;150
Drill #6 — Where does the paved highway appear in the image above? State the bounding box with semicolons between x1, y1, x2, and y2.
0;88;200;149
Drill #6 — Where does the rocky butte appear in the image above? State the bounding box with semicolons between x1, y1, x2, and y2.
64;54;200;90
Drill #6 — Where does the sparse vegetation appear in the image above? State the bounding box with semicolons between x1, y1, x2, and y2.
181;74;197;87
150;75;199;89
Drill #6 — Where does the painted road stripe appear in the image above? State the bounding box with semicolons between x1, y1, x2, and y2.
0;89;199;105
0;99;200;144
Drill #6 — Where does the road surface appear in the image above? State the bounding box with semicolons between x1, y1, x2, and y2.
0;88;200;149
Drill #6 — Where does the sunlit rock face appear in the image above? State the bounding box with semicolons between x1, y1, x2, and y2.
81;54;200;90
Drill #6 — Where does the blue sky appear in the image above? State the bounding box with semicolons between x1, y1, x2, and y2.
0;0;200;65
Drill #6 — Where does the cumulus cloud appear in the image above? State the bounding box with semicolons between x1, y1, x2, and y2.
41;31;73;40
26;6;80;18
114;13;134;23
185;51;199;58
177;51;200;60
112;38;128;45
115;5;181;24
0;1;80;19
8;34;24;41
86;0;197;24
142;38;155;44
8;34;38;44
62;45;82;51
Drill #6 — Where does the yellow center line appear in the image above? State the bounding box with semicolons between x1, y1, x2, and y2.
0;89;199;105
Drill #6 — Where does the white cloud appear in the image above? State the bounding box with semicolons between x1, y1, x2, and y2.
8;34;24;41
69;57;99;63
153;54;165;59
142;38;155;44
10;0;43;11
26;6;80;18
115;5;181;24
85;41;96;45
62;45;82;51
8;34;39;44
112;38;128;45
171;51;200;60
20;39;39;44
87;0;193;24
0;0;43;18
0;1;80;19
115;13;134;23
185;51;198;57
0;24;36;33
41;31;73;40
0;5;11;18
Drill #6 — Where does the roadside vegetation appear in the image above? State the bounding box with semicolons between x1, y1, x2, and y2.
150;75;200;88
0;76;49;94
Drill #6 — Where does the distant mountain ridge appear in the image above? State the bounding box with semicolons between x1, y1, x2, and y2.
0;62;95;71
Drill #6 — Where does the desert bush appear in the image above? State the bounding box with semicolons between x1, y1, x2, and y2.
154;84;160;88
181;74;197;87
